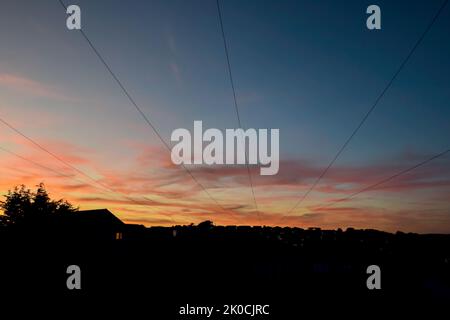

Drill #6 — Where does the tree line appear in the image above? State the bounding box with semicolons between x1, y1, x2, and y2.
0;183;77;226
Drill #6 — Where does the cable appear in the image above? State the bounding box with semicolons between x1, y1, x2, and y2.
314;148;450;210
57;0;231;216
0;145;177;223
216;0;260;220
0;117;118;195
0;117;163;208
285;0;449;215
0;145;94;186
0;144;147;206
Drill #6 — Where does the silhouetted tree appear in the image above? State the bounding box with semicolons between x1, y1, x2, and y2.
0;183;77;226
197;220;214;231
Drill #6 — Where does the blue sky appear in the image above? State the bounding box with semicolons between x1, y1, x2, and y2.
0;0;449;232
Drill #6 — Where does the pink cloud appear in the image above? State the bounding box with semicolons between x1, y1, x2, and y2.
0;73;71;101
1;131;449;232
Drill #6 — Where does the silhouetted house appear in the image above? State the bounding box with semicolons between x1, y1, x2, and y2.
49;209;147;241
72;209;125;241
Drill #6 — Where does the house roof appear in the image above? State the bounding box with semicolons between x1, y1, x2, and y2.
76;209;124;227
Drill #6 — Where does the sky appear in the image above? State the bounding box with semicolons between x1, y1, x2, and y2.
0;0;449;233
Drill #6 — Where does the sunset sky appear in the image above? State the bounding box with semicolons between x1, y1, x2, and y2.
0;0;449;233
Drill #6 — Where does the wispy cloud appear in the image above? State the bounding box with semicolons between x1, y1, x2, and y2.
1;130;449;231
0;73;71;101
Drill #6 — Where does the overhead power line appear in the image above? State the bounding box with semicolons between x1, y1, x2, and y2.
0;145;176;223
0;144;153;207
57;0;228;215
0;145;93;186
315;148;450;210
0;117;119;196
216;0;260;220
285;0;449;215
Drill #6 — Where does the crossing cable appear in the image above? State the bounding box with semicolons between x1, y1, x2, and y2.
0;144;148;206
216;0;260;220
284;0;449;216
0;117;123;196
314;148;450;211
57;0;229;215
0;144;176;223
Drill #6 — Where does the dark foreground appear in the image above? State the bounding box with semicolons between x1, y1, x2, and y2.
1;223;449;317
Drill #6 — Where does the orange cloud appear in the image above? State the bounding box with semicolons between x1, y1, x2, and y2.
1;132;449;232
